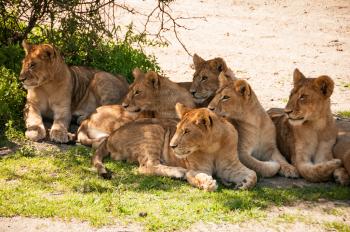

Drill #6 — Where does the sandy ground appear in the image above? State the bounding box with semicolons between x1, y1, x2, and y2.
1;0;350;231
121;0;350;112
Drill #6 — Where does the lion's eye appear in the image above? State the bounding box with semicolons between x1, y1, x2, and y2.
30;62;36;69
221;95;230;101
201;76;208;81
299;95;307;101
134;90;140;95
183;128;190;134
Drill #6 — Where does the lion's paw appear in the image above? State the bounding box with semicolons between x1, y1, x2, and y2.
235;172;257;190
279;163;299;178
50;128;69;143
25;126;46;142
196;173;218;191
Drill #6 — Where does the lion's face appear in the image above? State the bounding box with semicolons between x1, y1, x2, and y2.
208;72;251;120
284;69;334;125
170;104;214;158
122;69;160;112
19;41;60;89
190;54;228;104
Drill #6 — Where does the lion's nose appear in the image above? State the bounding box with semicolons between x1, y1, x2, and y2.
170;144;178;149
122;102;129;108
208;105;215;111
284;108;293;114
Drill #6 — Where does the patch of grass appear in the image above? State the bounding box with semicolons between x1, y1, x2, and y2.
324;221;350;232
337;111;350;118
0;144;349;231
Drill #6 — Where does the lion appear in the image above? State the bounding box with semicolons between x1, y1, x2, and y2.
333;119;350;177
20;41;129;143
122;68;195;118
190;54;236;107
267;69;349;184
208;72;299;178
92;105;257;191
76;105;153;148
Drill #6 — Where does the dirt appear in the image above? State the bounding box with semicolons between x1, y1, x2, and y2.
121;0;350;112
1;0;350;231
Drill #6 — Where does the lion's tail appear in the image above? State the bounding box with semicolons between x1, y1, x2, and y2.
77;121;108;148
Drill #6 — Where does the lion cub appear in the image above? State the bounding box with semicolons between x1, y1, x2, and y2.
170;104;257;190
20;41;128;143
208;73;299;178
77;105;152;148
122;68;195;118
92;105;256;191
268;69;349;184
190;54;236;107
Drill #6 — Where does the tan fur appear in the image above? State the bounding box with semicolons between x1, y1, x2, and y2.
208;73;298;178
91;118;188;180
333;119;350;182
190;54;236;107
170;105;257;191
91;106;256;191
268;69;349;184
20;41;128;143
122;68;195;118
77;105;153;148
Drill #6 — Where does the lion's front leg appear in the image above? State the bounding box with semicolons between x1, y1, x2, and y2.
185;170;218;191
50;104;71;143
25;103;46;142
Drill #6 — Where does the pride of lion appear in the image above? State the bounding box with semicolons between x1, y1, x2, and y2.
19;42;350;190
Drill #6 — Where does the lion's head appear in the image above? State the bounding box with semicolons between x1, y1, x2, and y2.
208;72;254;121
190;54;231;104
284;68;334;125
19;40;63;89
170;103;218;158
122;68;161;112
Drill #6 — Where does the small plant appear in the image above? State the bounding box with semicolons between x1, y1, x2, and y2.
337;111;350;118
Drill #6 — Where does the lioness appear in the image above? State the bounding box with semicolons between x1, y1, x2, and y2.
77;105;153;148
190;54;236;107
20;41;128;143
208;73;299;178
92;105;257;191
122;68;195;118
268;69;349;184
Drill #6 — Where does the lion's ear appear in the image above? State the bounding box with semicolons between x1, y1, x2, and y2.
234;79;251;97
314;75;334;98
211;57;227;73
293;68;306;85
22;40;32;55
175;103;191;119
40;45;56;60
132;68;144;81
196;114;213;129
146;71;160;89
193;53;205;70
218;70;235;88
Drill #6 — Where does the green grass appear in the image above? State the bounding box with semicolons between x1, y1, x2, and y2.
0;143;349;231
337;111;350;118
324;221;350;232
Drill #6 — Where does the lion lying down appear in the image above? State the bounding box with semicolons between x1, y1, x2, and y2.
268;69;349;185
92;105;257;191
20;41;128;143
208;72;298;178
